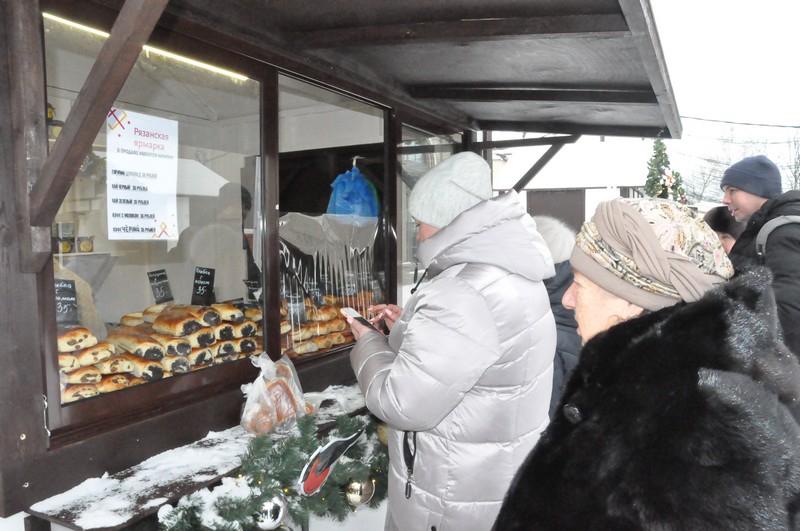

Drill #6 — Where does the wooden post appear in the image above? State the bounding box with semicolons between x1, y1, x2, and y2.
7;0;51;273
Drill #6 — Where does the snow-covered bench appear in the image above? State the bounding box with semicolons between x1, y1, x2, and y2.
25;385;365;531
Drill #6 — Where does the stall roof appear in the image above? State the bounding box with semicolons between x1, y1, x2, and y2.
166;0;681;138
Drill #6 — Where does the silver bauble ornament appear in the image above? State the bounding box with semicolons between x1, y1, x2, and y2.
345;478;376;507
254;495;287;530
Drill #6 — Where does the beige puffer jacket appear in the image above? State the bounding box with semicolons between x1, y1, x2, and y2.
351;191;557;531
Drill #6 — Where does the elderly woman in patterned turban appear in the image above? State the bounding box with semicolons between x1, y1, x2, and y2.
495;198;800;530
565;198;733;342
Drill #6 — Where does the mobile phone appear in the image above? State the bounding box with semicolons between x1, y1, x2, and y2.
340;307;381;333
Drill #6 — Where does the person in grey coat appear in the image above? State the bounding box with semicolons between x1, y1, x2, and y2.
345;152;557;531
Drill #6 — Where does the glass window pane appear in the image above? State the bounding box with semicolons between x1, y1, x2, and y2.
277;75;385;360
45;13;261;404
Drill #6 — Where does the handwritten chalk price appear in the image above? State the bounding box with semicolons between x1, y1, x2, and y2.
191;266;215;305
54;279;79;325
147;269;174;304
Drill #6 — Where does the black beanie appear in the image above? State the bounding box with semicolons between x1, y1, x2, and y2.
703;206;746;239
719;155;782;199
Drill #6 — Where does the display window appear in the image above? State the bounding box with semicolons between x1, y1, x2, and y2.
42;10;394;432
43;11;265;422
276;75;387;361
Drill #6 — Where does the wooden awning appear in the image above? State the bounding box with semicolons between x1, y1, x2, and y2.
166;0;681;138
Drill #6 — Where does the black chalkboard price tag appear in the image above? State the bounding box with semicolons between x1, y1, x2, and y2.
191;266;215;306
147;269;174;304
243;279;262;302
54;279;79;325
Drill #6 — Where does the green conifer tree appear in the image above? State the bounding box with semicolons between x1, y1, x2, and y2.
644;139;686;202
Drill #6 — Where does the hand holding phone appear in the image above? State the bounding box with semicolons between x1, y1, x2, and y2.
368;303;402;333
341;307;381;334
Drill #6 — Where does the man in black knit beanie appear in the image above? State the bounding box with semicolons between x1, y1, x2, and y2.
721;154;800;356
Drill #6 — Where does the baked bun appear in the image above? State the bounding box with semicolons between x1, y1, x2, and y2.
214;351;240;364
211;303;245;323
119;353;164;381
214;340;236;358
94;354;135;374
107;326;164;360
148;331;191;356
232;337;257;354
57;326;98;353
142;302;171;323
292;340;319;356
327;318;347;332
280;320;291;335
62;384;99;403
120;312;144;326
310;305;339;321
58;354;80;373
244;307;263;321
152;307;203;336
311;335;333;350
275;363;293;380
213;322;235;341
64;365;102;384
97;374;130;393
232;320;257;338
183;305;222;326
291;324;315;342
328;331;354;345
188;347;213;367
267;379;300;424
74;342;115;366
243;407;275;435
313;320;332;336
185;327;215;348
161;355;191;374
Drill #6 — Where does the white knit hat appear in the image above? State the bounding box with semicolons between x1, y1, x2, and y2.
532;215;576;263
408;152;493;228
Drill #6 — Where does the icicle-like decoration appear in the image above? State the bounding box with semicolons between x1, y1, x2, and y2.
277;214;380;355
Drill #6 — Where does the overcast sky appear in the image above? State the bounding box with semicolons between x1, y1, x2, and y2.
652;0;800;126
650;0;800;194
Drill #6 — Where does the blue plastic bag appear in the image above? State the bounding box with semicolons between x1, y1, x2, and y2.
326;166;380;217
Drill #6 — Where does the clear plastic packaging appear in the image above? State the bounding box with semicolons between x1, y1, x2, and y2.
241;353;307;435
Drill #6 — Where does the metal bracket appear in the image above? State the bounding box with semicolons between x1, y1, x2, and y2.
42;395;51;437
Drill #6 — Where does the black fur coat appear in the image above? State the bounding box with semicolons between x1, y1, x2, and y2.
494;268;800;530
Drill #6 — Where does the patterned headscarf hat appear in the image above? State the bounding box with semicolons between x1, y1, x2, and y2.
570;198;734;311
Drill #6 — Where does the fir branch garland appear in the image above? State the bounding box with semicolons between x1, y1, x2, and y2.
159;414;389;530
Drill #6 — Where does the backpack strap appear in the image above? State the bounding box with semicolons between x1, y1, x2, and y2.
755;215;800;262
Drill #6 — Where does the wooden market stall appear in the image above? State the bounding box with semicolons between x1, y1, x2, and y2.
0;0;680;525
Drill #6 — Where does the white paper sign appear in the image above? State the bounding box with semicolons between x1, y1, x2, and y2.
106;108;179;240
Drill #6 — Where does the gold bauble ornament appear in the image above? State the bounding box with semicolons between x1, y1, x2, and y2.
345;478;376;507
376;423;389;446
